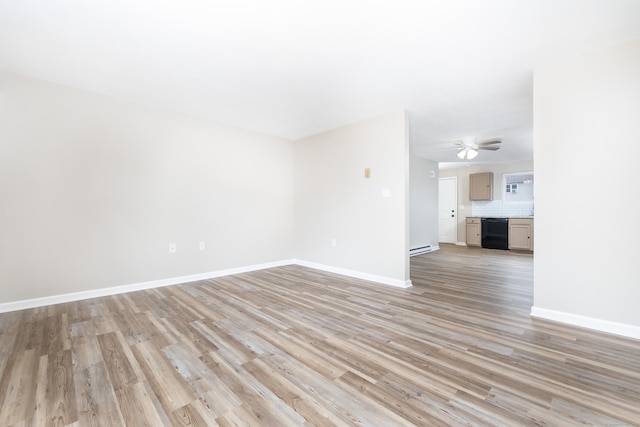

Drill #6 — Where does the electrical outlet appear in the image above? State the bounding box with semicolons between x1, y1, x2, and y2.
199;241;206;251
331;238;337;247
169;243;177;253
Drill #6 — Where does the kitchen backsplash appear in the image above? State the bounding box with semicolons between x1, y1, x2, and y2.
472;200;534;217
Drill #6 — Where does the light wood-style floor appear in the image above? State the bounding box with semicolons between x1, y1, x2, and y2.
1;244;639;426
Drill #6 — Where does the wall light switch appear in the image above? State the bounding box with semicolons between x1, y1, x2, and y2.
381;188;391;198
331;238;337;247
199;241;206;251
169;243;177;253
364;168;371;178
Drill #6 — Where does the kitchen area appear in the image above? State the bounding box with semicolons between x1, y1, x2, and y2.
464;171;534;251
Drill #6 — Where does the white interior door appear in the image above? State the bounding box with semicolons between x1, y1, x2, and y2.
439;177;457;244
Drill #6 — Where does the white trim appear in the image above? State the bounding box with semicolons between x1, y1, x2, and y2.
531;306;640;340
455;241;467;246
0;259;295;314
294;259;412;288
0;259;413;313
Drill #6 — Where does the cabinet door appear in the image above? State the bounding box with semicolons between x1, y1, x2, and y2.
509;224;532;250
466;223;481;247
469;172;493;200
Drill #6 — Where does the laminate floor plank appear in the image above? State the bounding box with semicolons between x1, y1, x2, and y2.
71;335;103;374
336;370;441;427
30;353;49;427
115;381;170;427
169;402;212;427
45;349;78;426
0;311;20;386
0;348;39;426
131;340;196;413
253;327;348;380
199;351;305;427
1;244;639;425
161;316;219;356
243;357;352;427
74;361;126;427
97;332;140;391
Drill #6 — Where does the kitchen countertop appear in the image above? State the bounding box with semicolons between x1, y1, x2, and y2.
467;216;534;218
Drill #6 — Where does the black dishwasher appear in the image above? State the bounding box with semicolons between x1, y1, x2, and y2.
481;218;509;250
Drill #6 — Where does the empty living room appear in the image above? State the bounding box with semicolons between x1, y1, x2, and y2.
1;1;639;426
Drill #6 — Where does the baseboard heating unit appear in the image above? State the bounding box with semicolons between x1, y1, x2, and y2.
409;245;438;257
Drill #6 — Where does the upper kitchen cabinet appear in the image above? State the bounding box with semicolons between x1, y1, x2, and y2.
469;172;493;201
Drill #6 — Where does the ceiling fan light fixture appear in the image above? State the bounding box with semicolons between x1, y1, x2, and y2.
457;147;478;160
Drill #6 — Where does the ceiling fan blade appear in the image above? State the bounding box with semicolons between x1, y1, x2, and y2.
424;141;465;152
425;145;458;153
478;146;500;151
476;138;502;146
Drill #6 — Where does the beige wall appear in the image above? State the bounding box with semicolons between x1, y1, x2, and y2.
0;71;295;303
410;155;439;249
294;111;410;285
440;161;534;243
533;38;640;333
0;72;412;305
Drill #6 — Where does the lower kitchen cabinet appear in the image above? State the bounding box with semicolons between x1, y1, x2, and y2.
509;218;534;251
466;217;481;247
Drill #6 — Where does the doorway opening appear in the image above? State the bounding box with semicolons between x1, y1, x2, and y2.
438;177;457;244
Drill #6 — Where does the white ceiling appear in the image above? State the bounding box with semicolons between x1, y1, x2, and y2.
2;0;640;166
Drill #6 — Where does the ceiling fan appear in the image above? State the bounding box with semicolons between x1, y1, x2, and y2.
455;137;501;160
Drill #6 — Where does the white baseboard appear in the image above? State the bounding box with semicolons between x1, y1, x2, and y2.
0;259;413;313
0;259;295;314
294;259;412;289
531;306;640;340
455;241;467;246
